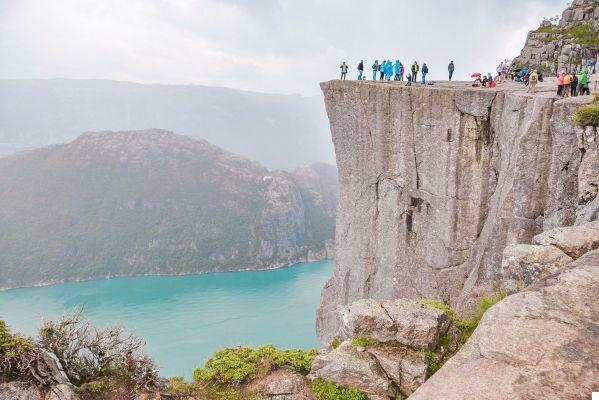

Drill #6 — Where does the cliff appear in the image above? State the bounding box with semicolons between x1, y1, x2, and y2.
0;130;337;289
513;0;598;73
316;80;598;344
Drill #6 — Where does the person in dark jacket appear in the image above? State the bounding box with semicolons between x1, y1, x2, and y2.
358;60;364;80
571;73;578;96
372;60;379;80
421;63;429;84
448;61;455;81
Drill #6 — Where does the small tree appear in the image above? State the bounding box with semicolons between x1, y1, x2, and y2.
38;308;159;390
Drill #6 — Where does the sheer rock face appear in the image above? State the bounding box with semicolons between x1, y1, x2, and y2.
317;80;597;345
513;0;598;74
410;249;599;400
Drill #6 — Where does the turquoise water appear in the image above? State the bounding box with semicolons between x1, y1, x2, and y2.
0;260;332;378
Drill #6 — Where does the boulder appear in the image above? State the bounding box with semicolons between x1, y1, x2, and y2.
410;250;599;400
247;368;314;400
533;220;599;259
499;244;573;294
338;299;450;350
0;382;39;400
308;341;395;400
366;344;428;396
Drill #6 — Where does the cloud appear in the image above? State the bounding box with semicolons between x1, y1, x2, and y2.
0;0;568;95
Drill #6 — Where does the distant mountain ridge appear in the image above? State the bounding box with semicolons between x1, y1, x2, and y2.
0;129;337;289
0;79;333;169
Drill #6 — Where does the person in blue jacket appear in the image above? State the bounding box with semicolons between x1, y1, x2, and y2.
385;60;393;81
399;62;404;81
379;60;386;80
394;60;401;81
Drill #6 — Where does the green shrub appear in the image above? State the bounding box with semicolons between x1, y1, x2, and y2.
87;380;109;393
331;338;341;349
420;299;456;320
311;379;368;400
168;376;197;396
574;101;599;127
425;351;442;378
0;320;33;359
350;337;378;347
456;292;506;341
193;345;318;384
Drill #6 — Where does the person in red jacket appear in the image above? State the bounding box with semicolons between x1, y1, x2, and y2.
557;71;565;96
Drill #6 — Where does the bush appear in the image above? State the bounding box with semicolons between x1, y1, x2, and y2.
420;299;457;320
331;338;341;349
38;308;159;389
0;320;54;389
574;99;599;127
311;379;368;400
456;292;506;341
193;345;318;384
350;337;378;347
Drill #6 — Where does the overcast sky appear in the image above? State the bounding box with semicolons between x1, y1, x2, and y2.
0;0;568;95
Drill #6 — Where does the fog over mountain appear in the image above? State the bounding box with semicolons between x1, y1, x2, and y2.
0;79;333;169
0;129;337;289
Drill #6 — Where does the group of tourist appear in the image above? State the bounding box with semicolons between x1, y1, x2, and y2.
339;57;596;97
340;60;445;84
557;69;591;97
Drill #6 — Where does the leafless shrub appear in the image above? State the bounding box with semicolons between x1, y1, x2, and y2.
38;308;160;390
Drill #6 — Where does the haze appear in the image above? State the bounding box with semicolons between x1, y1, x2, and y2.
0;0;568;96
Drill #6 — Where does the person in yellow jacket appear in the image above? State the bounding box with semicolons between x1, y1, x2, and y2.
411;62;420;83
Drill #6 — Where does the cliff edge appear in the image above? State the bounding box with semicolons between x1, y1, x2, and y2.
317;79;597;344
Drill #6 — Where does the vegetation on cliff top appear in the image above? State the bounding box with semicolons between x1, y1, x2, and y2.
574;95;599;127
193;345;317;384
311;379;368;400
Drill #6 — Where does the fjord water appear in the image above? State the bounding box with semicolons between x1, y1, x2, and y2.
0;260;332;377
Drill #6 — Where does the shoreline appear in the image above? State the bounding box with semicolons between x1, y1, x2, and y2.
0;256;333;293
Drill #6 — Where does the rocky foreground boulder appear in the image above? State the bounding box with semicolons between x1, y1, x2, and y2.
411;249;599;399
309;299;451;399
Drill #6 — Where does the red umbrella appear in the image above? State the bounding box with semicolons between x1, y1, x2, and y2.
471;73;482;78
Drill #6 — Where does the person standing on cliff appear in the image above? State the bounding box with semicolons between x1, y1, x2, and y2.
340;62;348;80
563;72;573;97
421;63;429;84
357;60;364;80
448;61;455;81
557;71;565;96
527;70;538;93
380;60;386;80
385;60;393;81
580;69;590;95
394;60;401;81
412;62;420;83
372;60;379;80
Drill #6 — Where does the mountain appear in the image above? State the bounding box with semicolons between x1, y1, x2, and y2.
513;0;598;74
0;129;337;289
0;79;333;169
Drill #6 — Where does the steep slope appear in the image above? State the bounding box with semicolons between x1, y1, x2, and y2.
513;0;598;73
316;79;597;344
0;130;337;289
0;79;333;169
